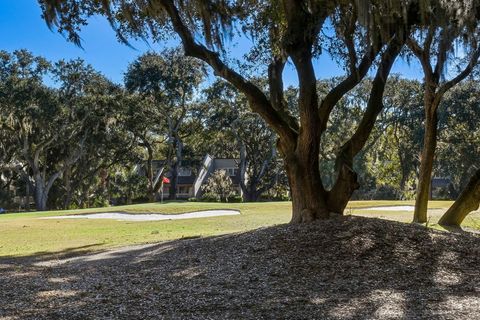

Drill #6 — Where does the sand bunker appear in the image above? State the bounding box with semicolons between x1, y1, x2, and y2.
360;205;415;211
42;210;240;221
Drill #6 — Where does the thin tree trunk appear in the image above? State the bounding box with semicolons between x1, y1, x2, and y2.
169;135;182;200
394;127;409;196
25;178;30;212
438;168;480;226
145;144;156;202
414;107;438;223
63;167;73;209
238;141;249;201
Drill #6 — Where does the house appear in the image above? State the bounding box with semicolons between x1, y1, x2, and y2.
0;173;33;209
430;177;451;200
189;155;242;198
149;159;199;199
147;154;242;200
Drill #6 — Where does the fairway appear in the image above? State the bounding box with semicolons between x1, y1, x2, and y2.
1;200;479;258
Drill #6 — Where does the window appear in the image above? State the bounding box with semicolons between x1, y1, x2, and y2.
177;186;191;195
225;168;237;176
178;168;192;176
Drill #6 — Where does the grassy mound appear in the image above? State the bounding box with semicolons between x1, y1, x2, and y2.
1;216;479;319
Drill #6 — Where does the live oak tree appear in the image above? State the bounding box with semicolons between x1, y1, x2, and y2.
124;49;204;200
406;3;480;223
51;58;129;209
42;0;456;222
436;82;480;226
368;77;423;199
109;167;148;205
0;50;132;210
0;128;18;207
436;82;480;198
0;51;54;211
123;94;171;203
0;51;89;211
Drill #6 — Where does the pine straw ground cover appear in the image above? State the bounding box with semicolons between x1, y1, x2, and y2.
0;216;479;319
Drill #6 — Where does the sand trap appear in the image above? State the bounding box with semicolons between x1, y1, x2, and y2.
42;210;240;221
360;206;415;211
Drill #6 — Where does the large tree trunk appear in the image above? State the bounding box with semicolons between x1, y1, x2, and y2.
33;179;48;211
414;106;438;223
283;147;330;223
438;169;480;226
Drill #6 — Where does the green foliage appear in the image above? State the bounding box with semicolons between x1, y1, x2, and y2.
436;81;480;197
202;170;236;203
125;48;205;200
227;195;243;203
200;79;285;201
109;169;149;205
0;50;138;210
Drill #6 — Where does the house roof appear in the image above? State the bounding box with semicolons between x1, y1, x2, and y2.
178;175;196;185
151;155;242;187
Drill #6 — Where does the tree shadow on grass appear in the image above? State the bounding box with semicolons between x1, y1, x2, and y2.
0;216;479;319
0;243;106;264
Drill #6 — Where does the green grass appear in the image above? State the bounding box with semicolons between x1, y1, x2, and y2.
0;202;291;257
1;200;479;258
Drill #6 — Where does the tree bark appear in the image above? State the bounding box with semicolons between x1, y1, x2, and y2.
63;166;73;209
33;175;48;211
413;106;438;223
438;169;480;226
285;160;329;223
168;134;183;200
145;142;156;202
25;179;30;212
238;140;249;202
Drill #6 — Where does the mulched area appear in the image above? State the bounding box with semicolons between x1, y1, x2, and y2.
1;216;479;319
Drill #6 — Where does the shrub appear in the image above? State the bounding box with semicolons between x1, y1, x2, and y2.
200;192;221;202
201;170;235;202
227;195;243;203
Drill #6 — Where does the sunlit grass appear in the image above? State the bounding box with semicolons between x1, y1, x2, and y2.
0;200;477;258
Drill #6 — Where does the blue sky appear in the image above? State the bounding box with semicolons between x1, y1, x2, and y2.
0;0;422;86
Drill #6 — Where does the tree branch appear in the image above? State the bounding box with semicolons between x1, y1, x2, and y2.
268;55;299;133
434;48;480;106
160;0;297;145
340;33;406;162
318;44;377;131
407;37;434;79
